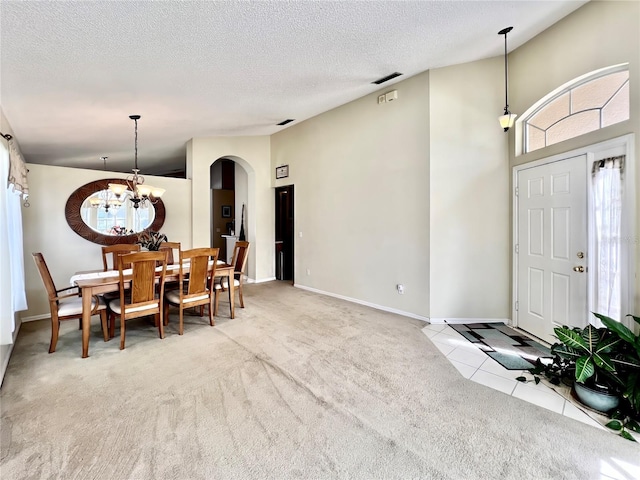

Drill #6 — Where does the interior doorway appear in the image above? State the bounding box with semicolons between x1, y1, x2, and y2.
275;185;294;283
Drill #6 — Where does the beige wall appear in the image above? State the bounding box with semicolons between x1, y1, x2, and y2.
186;136;272;281
509;0;640;314
429;57;511;319
271;72;432;317
22;164;191;318
234;163;250;277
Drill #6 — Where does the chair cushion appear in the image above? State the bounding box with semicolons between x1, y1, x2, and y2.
165;289;210;305
108;298;159;315
58;296;106;317
215;278;240;290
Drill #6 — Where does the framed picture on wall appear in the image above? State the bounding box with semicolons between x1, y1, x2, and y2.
222;205;232;218
276;165;289;179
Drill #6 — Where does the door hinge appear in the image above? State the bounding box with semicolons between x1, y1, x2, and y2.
515;301;519;311
515;244;519;254
515;187;519;197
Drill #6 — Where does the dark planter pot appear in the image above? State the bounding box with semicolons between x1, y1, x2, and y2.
574;382;619;413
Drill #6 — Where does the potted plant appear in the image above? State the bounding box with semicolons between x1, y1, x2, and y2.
596;313;640;441
136;231;167;251
523;313;639;441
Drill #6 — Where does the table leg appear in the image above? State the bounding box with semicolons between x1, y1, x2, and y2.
81;288;92;358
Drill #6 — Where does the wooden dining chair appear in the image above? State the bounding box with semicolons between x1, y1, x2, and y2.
101;244;141;271
215;241;250;315
101;243;142;336
107;251;167;350
32;252;109;353
164;247;219;335
157;241;181;265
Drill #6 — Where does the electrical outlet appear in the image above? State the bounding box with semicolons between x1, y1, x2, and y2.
378;94;386;104
306;269;311;276
397;284;404;294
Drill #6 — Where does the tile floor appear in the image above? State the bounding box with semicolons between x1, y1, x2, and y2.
421;322;607;431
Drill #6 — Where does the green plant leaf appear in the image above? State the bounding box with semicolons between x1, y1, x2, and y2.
627;373;640;414
612;354;640;369
627;419;640;433
552;345;581;360
534;377;540;385
620;430;637;442
606;420;623;431
627;314;640;326
554;327;588;351
596;313;635;344
593;352;616;372
516;376;527;383
595;336;621;354
575;357;595;382
582;325;601;352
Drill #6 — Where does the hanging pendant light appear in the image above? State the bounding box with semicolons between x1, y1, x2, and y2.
498;26;517;132
109;115;165;209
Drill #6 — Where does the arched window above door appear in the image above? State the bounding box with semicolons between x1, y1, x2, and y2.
522;65;629;153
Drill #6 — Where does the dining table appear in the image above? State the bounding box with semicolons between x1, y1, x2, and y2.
71;260;235;358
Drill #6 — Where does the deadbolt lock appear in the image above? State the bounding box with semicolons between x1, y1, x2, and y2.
577;251;585;259
573;266;585;273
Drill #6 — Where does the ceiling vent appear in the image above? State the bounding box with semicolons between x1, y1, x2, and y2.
277;119;295;126
372;72;403;85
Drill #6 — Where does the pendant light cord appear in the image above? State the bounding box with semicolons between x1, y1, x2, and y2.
504;31;509;112
498;26;513;115
134;117;138;170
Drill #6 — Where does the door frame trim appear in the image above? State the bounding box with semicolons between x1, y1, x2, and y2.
512;134;636;330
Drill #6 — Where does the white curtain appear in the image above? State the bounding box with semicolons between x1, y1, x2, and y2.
0;139;28;345
592;156;623;321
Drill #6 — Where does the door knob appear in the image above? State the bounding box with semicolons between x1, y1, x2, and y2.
573;266;585;273
577;251;584;259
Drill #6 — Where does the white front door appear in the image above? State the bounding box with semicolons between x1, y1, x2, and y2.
516;155;588;343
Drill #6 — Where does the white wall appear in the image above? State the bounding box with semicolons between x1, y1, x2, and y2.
186;136;273;281
22;164;191;318
234;162;251;278
509;0;640;314
271;72;432;317
429;58;511;320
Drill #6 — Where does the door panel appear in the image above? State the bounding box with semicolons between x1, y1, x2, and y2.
517;155;588;343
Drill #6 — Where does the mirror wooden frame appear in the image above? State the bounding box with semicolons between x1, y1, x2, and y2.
65;178;166;246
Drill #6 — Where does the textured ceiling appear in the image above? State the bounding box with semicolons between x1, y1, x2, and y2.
1;0;587;176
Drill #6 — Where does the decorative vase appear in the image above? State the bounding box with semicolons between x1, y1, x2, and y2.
574;382;619;413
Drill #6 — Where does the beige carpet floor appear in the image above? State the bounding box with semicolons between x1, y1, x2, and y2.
1;282;638;479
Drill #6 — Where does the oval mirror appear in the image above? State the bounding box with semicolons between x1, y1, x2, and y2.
65;179;165;245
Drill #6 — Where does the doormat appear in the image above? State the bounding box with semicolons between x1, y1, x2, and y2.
449;322;553;370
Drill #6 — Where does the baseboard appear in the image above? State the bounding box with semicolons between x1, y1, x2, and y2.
429;317;510;325
20;313;50;323
247;277;276;284
294;284;429;322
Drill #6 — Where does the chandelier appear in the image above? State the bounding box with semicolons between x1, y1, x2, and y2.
498;26;517;132
89;189;122;214
109;115;165;209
